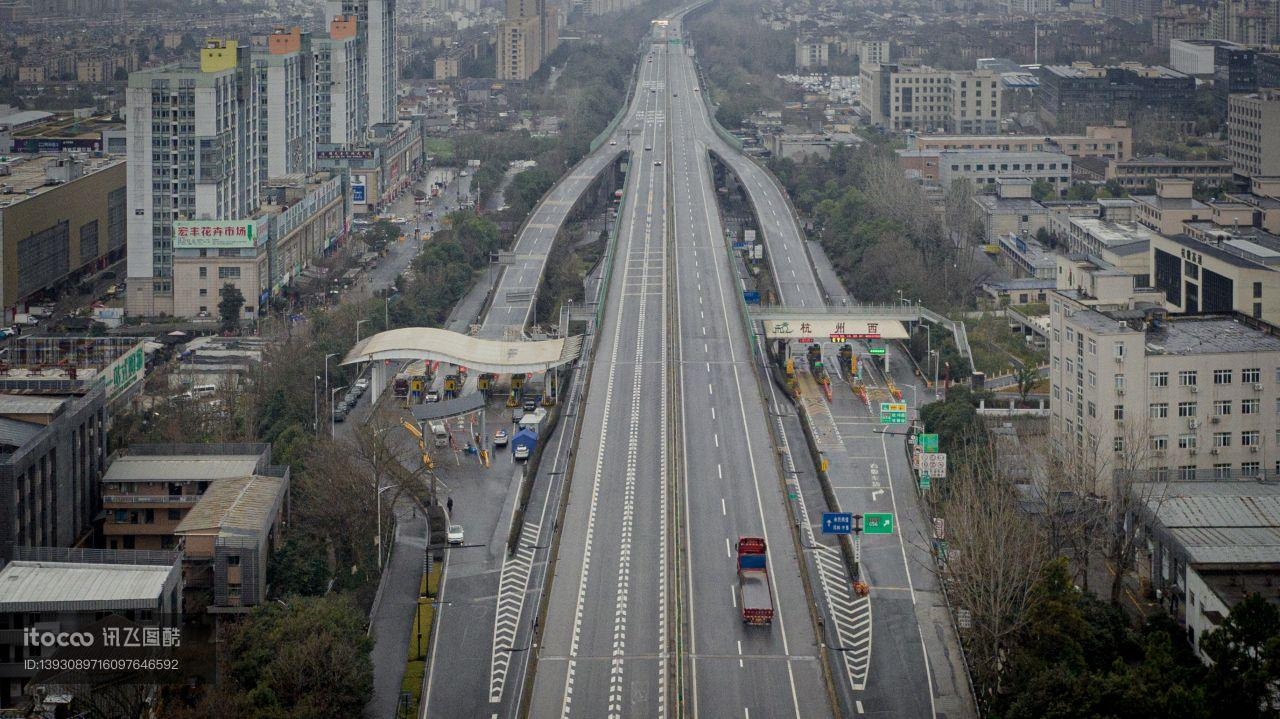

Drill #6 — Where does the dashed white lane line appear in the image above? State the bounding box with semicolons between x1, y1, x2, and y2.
721;498;726;515
714;433;719;448
856;701;864;714
725;537;731;557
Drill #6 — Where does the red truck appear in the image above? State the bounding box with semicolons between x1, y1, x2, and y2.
737;537;774;625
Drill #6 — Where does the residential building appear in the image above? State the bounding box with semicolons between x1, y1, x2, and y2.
434;54;460;80
795;38;829;69
1154;10;1212;50
100;443;279;552
858;40;890;68
1132;178;1212;235
0;387;108;562
316;116;424;214
497;16;542;81
908;124;1132;162
937;150;1073;194
1213;42;1258;116
0;547;183;708
982;277;1055;306
1151;224;1280;320
1085;155;1236;191
1128;481;1280;659
314;15;368;148
0;154;126;323
860;63;1002;134
1223;176;1280;234
1048;294;1280;495
326;0;397;126
1228;90;1280;180
973;177;1052;241
254;28;316;182
125;40;261;317
1036;63;1197;133
174;473;288;612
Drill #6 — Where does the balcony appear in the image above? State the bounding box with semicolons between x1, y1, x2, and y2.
102;494;200;505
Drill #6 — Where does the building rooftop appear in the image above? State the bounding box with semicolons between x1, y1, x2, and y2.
1164;231;1280;269
0;417;42;450
1133;481;1280;566
984;278;1057;291
0;110;55;130
0;393;72;417
103;454;265;483
174;474;287;540
1067;217;1157;253
0;560;176;611
975;195;1049;213
1130;193;1210;211
1144;315;1280;355
0;154;125;208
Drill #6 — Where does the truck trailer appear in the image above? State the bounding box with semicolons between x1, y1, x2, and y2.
736;537;774;625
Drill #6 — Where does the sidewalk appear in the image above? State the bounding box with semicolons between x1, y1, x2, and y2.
366;504;428;719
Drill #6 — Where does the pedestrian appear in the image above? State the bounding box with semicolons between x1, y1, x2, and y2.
447;497;454;514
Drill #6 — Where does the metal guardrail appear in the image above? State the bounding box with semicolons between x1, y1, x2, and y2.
748;305;923;320
102;495;200;504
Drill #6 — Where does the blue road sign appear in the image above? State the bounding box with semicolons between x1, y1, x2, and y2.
743;290;761;305
822;512;854;535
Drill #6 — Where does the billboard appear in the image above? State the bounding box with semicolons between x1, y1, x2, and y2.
317;148;374;160
352;174;367;204
173;221;256;249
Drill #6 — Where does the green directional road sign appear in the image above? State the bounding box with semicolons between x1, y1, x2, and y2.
879;402;908;424
868;347;886;356
919;472;931;489
864;512;894;534
920;433;939;453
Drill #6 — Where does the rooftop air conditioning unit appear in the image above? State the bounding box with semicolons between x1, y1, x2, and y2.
1210;448;1220;455
1253;383;1264;391
1189;385;1198;393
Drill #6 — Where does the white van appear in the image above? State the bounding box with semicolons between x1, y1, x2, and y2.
191;384;218;397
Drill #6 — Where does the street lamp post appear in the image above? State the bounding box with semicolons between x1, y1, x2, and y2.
931;350;940;399
376;484;394;568
313;375;321;436
384;296;391;330
324;353;338;435
356;319;370;343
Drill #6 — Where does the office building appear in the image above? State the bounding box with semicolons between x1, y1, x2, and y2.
314;15;368;147
858;40;890;68
1228;90;1280;179
254;28;317;182
1093;156;1236;191
973;177;1052;242
1047;291;1280;494
1132;178;1211;235
1151;219;1280;321
1049;200;1157;283
908;125;1132;161
860;63;1002;133
326;0;398;125
0;154;126;323
125;40;261;317
936;149;1073;194
1036;63;1197;133
0;387;108;562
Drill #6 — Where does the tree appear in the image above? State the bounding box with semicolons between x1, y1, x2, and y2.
1030;178;1054;201
1013;361;1040;405
219;283;244;334
1200;593;1280;718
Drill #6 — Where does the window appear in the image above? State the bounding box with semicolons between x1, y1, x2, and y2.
1178;370;1197;386
1053;357;1060;370
218;266;240;279
1088;371;1096;387
1114;374;1125;390
1150;436;1168;451
1213;432;1231;448
1214;400;1232;416
1055;329;1061;342
1177;402;1197;417
1088;401;1096;418
1113;342;1125;359
227;555;241;566
1087;338;1096;355
1242;430;1260;447
167;509;182;521
1243;367;1261;383
1150;372;1168;387
198;266;207;279
199;288;207;297
1114;405;1125;420
1242;462;1261;477
1066;328;1074;342
1066;359;1074;375
1178;466;1197;480
1149;403;1168;419
1066;389;1074;405
1113;437;1124;452
1242;398;1260;415
1053;385;1061;399
1214;369;1233;384
1178;434;1196;449
1213;463;1231;479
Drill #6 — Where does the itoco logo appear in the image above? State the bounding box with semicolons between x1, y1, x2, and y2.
23;628;95;647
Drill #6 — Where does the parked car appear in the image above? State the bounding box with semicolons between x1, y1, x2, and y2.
494;429;509;447
447;525;465;545
333;408;347;423
355;378;370;390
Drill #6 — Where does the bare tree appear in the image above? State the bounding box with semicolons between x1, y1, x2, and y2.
925;436;1050;708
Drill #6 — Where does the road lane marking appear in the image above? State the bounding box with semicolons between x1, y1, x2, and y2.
725;537;731;557
721;498;726;515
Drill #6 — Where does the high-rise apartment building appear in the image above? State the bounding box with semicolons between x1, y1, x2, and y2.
1228;90;1280;179
498;16;543;81
125;40;260;316
254;28;316;182
326;0;397;125
314;15;368;147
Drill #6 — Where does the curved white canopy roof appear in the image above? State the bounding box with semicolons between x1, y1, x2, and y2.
341;327;583;374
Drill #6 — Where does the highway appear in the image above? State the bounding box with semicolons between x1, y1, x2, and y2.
527;47;672;717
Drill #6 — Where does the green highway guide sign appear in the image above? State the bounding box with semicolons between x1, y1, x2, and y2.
868;347;886;356
864;513;894;534
919;434;939;453
879;402;907;424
